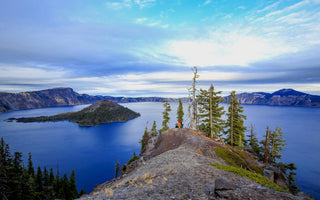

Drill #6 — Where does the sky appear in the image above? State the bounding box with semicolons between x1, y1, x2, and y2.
0;0;320;97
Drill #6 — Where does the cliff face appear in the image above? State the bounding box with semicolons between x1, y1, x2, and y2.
0;88;103;113
0;88;180;113
79;129;312;200
227;89;320;107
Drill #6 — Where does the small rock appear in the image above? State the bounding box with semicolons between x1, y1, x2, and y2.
215;190;224;198
257;186;269;190
215;178;241;190
170;195;175;199
204;184;215;195
167;184;173;188
263;169;275;182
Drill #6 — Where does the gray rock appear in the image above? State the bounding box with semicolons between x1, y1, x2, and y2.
263;169;275;182
215;178;241;190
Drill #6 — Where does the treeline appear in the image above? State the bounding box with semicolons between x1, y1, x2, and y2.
0;137;83;200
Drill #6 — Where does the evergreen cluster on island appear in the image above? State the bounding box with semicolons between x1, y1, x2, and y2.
7;100;140;126
0;138;84;200
97;67;307;200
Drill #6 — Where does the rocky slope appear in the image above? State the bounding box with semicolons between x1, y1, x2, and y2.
79;129;312;200
8;100;140;126
230;89;320;107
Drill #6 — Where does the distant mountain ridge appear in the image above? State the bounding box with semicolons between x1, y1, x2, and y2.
0;87;319;113
231;89;320;107
0;87;177;113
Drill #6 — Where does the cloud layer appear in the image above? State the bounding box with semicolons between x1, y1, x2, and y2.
0;0;319;96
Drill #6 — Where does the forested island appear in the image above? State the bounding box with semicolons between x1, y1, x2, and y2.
7;100;140;126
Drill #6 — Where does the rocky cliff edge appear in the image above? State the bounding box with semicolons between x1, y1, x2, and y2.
79;128;312;200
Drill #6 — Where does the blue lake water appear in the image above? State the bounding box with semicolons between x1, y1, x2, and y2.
0;102;319;199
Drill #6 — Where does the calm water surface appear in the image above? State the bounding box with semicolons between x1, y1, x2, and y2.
0;103;319;199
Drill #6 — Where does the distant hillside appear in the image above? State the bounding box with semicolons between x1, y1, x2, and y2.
0;88;179;113
8;100;140;126
224;89;320;107
1;88;319;113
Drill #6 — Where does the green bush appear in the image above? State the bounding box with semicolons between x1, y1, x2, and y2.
214;146;246;168
210;163;287;192
214;146;263;174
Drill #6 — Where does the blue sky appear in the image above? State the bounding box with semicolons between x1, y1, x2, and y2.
0;0;320;97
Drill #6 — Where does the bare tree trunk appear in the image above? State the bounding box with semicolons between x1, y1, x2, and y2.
209;86;213;138
264;126;271;165
189;67;199;130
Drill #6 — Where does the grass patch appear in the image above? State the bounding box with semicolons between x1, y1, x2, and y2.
210;163;287;192
214;146;263;174
214;146;247;168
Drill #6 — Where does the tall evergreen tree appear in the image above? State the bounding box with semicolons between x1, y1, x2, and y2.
150;120;158;136
197;84;225;138
115;161;120;178
140;124;150;154
69;169;79;199
27;152;35;178
270;125;287;163
247;124;262;159
177;98;184;124
35;166;44;199
225;91;247;146
160;100;171;133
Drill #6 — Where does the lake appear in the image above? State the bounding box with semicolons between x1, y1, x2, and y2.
0;102;319;199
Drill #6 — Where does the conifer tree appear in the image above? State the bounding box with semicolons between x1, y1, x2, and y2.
27;152;35;178
247;124;262;159
197;84;225;138
177;98;184;124
225;91;247;146
115;161;120;178
69;169;79;199
150;120;158;136
140;124;150;153
160;100;171;133
270;125;287;163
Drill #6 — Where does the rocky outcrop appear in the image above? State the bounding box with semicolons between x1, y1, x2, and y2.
78;129;313;200
228;89;320;107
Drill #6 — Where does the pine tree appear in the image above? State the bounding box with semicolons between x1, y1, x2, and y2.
140;124;150;153
27;152;35;178
69;169;79;199
225;91;247;146
160;100;171;133
247;124;262;159
177;98;184;125
35;166;44;199
197;84;225;138
115;161;120;178
270;125;287;163
150;120;158;136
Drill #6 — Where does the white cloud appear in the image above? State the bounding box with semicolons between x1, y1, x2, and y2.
167;31;295;67
203;0;211;6
105;0;132;10
257;1;280;13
